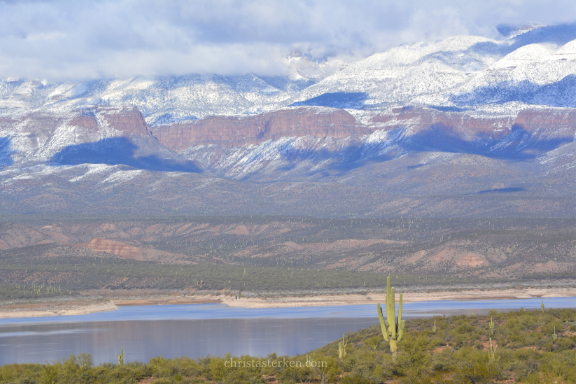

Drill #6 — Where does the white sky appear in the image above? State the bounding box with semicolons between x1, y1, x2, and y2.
0;0;575;80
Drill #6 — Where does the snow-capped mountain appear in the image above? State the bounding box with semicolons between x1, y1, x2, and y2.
0;24;575;217
4;24;576;121
0;54;338;126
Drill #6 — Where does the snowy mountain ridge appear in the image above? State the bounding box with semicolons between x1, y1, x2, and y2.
0;24;575;217
3;24;576;126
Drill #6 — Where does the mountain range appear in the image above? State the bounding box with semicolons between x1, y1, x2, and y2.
1;24;575;217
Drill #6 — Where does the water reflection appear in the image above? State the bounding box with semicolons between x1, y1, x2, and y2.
0;318;378;365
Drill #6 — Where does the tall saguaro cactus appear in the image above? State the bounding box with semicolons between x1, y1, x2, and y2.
117;347;124;367
377;276;405;358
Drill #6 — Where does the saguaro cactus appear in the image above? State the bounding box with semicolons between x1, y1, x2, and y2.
489;317;495;335
553;327;558;341
338;334;347;359
377;276;405;358
432;319;437;333
488;338;496;361
117;347;124;367
541;300;545;312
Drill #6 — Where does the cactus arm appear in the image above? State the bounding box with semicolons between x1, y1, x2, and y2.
390;287;397;339
398;293;403;326
386;277;392;328
377;303;389;341
398;320;405;341
386;277;393;324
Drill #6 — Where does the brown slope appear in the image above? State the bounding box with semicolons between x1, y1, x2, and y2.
78;238;141;258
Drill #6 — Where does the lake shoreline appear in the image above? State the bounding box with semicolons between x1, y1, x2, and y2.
1;286;574;319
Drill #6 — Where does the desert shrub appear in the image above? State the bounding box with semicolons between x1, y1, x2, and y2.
556;336;574;351
454;319;474;335
398;333;432;375
276;365;312;383
340;374;372;384
149;356;178;377
223;369;266;384
454;360;502;384
541;319;564;335
363;335;381;350
207;356;227;381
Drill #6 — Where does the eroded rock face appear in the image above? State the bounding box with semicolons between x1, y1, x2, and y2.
99;107;151;136
3;104;575;165
0;106;159;164
68;114;99;132
148;106;576;154
373;106;576;141
513;108;576;137
372;107;514;139
150;108;367;150
78;238;141;258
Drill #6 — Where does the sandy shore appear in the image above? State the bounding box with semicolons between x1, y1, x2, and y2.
1;287;574;319
0;297;220;319
0;301;118;319
221;287;576;308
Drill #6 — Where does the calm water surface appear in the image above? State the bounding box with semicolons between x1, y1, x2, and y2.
0;297;574;364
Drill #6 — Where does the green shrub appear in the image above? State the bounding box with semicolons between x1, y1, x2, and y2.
340;374;372;384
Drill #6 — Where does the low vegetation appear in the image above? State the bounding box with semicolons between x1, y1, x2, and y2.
1;308;575;383
0;252;474;297
0;283;76;300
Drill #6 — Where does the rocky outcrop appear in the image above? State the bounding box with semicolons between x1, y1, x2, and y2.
373;107;514;139
513;108;576;138
78;238;141;258
68;114;99;132
4;104;575;162
148;106;576;153
151;108;368;150
99;107;151;136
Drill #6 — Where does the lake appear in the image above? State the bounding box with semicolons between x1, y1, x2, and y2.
0;297;574;365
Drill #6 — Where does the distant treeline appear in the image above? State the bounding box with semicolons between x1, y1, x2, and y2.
0;250;473;294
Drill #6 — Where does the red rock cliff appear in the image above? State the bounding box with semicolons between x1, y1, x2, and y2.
151;108;368;151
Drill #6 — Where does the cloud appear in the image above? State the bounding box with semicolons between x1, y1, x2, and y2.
0;0;575;81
